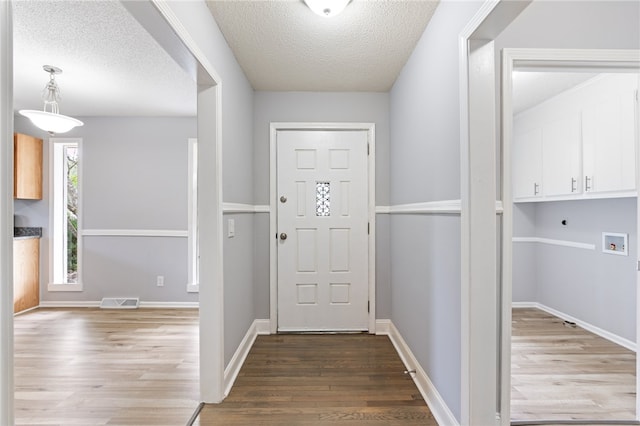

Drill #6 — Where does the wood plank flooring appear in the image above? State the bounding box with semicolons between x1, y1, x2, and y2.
14;308;200;426
511;308;636;422
194;334;436;425
15;306;635;424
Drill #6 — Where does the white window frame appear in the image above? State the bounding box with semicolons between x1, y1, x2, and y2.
48;137;83;292
187;138;199;293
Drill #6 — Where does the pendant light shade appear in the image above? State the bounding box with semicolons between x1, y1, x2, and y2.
19;110;84;134
304;0;350;18
19;65;83;135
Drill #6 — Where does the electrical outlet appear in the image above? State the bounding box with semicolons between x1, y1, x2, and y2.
157;275;164;287
228;219;235;238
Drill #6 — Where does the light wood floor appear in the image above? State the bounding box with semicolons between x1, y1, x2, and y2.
28;307;627;424
14;308;200;426
511;308;636;422
194;334;436;425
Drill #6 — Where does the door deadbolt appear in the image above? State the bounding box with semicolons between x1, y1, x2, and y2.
280;196;287;203
280;233;287;240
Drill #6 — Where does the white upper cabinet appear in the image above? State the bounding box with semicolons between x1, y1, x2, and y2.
513;125;542;199
512;73;638;202
582;74;637;195
542;112;581;197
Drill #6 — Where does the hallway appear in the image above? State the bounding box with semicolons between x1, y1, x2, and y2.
193;334;436;425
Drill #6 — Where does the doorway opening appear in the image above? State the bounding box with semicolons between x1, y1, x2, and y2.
501;48;640;424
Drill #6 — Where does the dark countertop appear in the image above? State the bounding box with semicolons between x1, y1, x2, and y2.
14;227;42;239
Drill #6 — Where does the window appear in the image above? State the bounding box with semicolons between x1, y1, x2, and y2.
49;138;82;291
316;181;331;216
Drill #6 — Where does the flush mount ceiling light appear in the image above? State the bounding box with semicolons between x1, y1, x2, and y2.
304;0;351;18
19;65;84;135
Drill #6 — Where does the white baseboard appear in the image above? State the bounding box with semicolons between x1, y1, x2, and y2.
511;301;538;309
38;301;199;309
513;302;636;352
378;319;458;426
375;319;391;335
139;301;199;308
224;319;270;397
254;319;271;335
13;306;39;316
39;301;101;308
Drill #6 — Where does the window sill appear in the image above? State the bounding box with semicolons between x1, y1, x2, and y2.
48;283;83;292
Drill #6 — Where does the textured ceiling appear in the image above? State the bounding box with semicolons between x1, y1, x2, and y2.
13;1;196;117
206;0;439;91
13;1;589;118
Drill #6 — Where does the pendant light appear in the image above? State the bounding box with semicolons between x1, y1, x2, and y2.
304;0;351;18
19;65;84;135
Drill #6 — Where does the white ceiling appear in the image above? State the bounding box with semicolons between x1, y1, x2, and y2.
12;1;603;119
206;0;439;91
13;0;196;117
512;71;598;115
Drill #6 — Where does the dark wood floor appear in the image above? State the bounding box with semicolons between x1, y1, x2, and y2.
194;334;436;425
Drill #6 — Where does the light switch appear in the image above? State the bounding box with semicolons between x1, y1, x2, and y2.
228;219;235;238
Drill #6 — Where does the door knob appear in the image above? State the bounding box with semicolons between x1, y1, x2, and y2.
280;196;287;203
280;233;287;240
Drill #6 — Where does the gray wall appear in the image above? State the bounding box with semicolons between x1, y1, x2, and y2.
14;115;197;303
389;2;484;421
223;212;255;364
512;203;537;302
496;1;640;52
514;198;637;342
253;92;390;205
252;91;391;319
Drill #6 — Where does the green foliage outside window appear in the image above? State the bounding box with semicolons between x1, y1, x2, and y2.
66;147;78;283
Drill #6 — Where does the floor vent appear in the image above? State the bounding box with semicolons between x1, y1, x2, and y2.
100;297;140;309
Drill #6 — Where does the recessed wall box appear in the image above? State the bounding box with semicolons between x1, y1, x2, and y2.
602;232;628;256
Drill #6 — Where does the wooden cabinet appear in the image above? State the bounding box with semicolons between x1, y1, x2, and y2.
14;238;40;313
513;73;638;202
14;133;43;200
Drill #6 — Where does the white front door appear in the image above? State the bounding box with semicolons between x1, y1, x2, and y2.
276;130;369;332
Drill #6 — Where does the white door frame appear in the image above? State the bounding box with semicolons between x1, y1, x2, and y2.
0;2;227;421
269;122;376;334
461;3;639;423
459;1;531;424
150;1;226;404
501;48;640;422
0;2;14;423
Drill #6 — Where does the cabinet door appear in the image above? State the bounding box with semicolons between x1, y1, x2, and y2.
14;238;40;313
513;126;542;199
583;74;637;194
542;112;581;197
14;133;43;200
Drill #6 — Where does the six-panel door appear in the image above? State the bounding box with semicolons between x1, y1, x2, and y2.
276;130;369;332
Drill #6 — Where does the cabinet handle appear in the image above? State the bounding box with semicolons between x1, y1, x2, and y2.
534;182;540;196
571;178;577;193
585;176;592;192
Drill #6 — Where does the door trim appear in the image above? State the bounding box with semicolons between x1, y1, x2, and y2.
269;122;376;334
